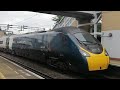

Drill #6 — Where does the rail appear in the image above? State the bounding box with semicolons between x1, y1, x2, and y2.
0;52;120;79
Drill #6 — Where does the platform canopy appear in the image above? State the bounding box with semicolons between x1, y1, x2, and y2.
37;11;97;20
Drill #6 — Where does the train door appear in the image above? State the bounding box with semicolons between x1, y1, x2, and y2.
33;34;45;62
43;34;48;52
40;34;48;62
6;37;10;49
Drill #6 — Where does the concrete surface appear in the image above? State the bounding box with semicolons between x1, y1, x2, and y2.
0;56;44;79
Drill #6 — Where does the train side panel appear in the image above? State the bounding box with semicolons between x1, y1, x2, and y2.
0;36;9;52
9;35;16;50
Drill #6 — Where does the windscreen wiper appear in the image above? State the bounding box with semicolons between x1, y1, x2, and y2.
81;41;97;45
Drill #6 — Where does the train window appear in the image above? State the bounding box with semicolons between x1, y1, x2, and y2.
74;32;98;44
26;41;32;46
35;35;45;49
18;40;26;44
15;37;33;47
13;38;19;44
47;35;51;43
59;33;68;46
0;41;3;44
37;35;43;40
43;35;47;43
48;34;55;43
38;39;42;43
37;35;44;43
43;35;48;48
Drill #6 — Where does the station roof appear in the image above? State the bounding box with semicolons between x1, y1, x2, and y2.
52;26;87;34
37;11;95;20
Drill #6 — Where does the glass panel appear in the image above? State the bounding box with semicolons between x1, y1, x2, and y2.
74;32;99;44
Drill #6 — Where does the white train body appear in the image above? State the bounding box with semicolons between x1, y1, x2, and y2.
0;36;9;49
0;35;19;51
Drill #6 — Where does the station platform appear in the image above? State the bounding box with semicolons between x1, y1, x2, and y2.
0;56;44;79
110;60;120;67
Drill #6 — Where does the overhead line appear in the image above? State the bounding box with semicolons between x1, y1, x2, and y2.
14;13;39;24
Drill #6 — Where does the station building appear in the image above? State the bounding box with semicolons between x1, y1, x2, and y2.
53;16;91;32
101;11;120;65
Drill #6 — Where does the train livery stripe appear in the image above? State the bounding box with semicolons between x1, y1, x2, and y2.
80;47;109;71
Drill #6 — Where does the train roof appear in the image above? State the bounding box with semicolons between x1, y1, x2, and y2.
1;27;88;39
52;26;87;34
8;30;60;38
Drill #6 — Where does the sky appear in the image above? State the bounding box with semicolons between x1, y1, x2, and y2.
0;11;56;34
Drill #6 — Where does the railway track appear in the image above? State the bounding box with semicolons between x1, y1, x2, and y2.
83;65;120;79
0;52;83;79
101;65;120;79
0;51;120;79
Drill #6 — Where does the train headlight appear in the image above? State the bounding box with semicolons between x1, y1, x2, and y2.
105;49;109;56
80;50;90;57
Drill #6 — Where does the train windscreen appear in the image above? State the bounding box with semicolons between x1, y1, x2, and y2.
74;32;103;54
74;33;98;44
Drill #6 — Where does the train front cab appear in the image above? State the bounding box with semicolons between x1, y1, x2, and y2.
80;47;110;71
73;31;110;72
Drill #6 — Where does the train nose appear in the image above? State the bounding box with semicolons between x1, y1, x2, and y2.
86;56;109;71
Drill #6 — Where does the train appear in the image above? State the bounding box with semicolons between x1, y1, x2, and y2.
0;26;110;73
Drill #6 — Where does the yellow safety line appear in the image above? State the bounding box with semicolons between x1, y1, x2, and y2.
0;72;6;79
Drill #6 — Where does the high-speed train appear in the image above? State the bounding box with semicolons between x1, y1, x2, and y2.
0;27;110;73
